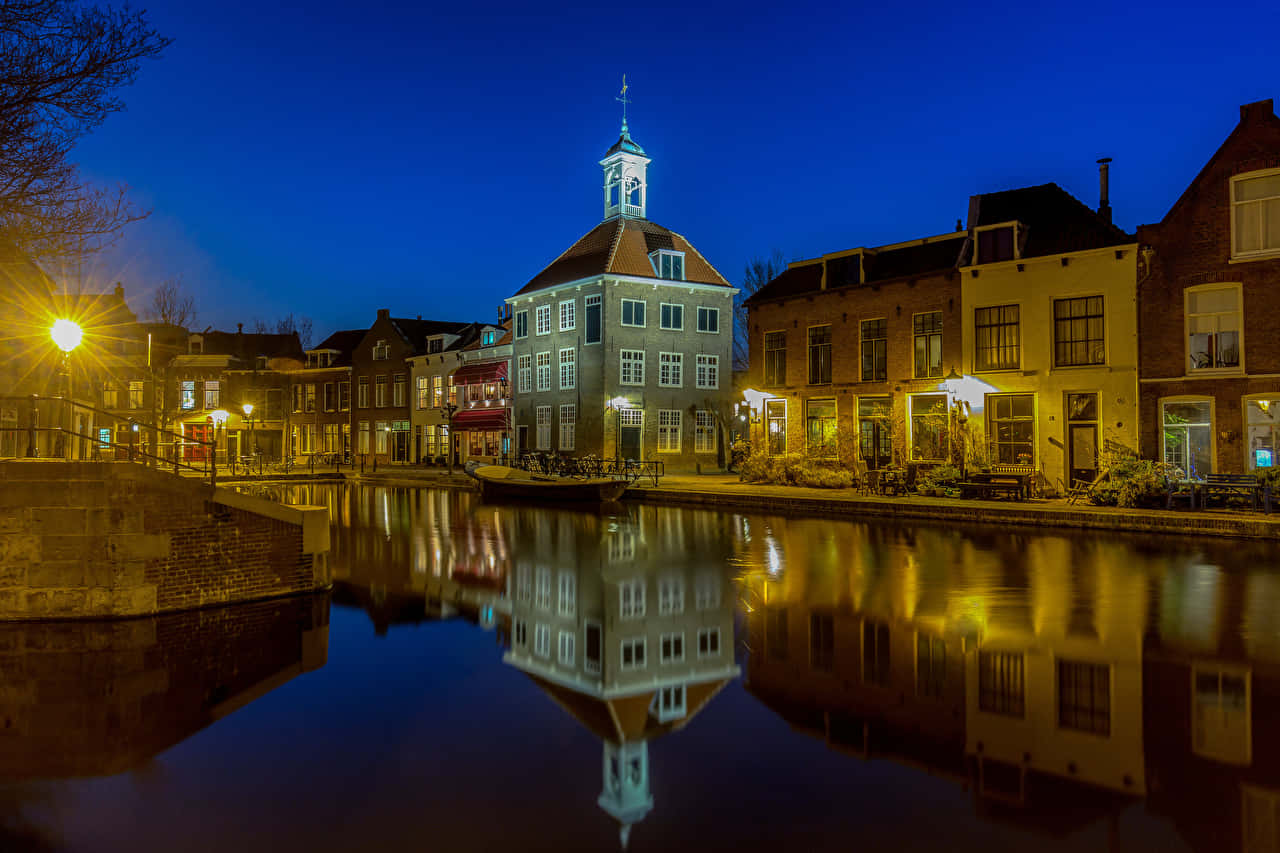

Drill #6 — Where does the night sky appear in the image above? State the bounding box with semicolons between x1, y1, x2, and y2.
71;0;1279;339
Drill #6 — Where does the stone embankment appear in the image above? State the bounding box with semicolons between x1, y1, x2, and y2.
1;461;330;620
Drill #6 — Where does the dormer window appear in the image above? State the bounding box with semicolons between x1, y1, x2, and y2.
189;335;203;354
372;340;390;360
427;337;443;354
650;685;686;722
481;329;496;346
825;252;861;288
974;223;1020;264
1231;168;1280;259
256;356;268;370
650;250;684;281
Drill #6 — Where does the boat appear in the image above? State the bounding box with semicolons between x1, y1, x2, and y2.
465;462;629;503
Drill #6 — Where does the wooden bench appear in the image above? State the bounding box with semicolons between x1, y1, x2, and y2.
1198;474;1271;512
959;481;1025;501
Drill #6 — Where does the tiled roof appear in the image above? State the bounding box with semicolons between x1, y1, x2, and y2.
966;183;1133;261
389;317;474;353
202;331;302;360
514;217;731;296
744;262;823;304
311;329;365;366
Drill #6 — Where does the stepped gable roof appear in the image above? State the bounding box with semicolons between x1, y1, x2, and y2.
745;231;966;306
514;217;731;297
310;329;366;366
202;330;302;361
966;182;1133;261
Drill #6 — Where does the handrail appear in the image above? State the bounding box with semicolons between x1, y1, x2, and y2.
0;394;219;485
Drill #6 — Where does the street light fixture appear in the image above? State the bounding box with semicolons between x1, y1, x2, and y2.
50;318;83;459
242;402;257;473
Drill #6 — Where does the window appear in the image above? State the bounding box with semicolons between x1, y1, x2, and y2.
292;384;303;414
695;574;720;610
323;423;340;453
988;394;1035;465
373;340;390;360
558;572;576;617
515;310;528;339
807;325;832;384
657;410;681;452
620;637;646;670
1247;398;1280;470
202;380;220;409
373;376;387;408
431;376;443;407
660;303;683;330
534;304;551;335
338;381;350;411
358;421;369;454
975;224;1016;263
513;618;527;647
1162;399;1213;477
358;377;369;408
910;394;949;461
180;380;195;410
427;338;443;354
1058;660;1110;736
695;354;719;390
585;294;602;344
620;349;645;385
651;250;684;280
100;383;116;410
658;577;684;615
585;623;602;674
858;396;893;469
698;627;721;658
266;388;283;421
517;355;531;394
535;406;551;450
515;567;532;603
975;304;1020;371
862;621;890;686
559;404;575;451
128;381;144;409
558;631;575;666
323;382;336;412
534;624;551;658
913;312;943;379
917;634;945;698
374;421;388;454
415;377;427;410
619;579;645;619
697;307;719;333
1231;169;1280;258
978;651;1025;717
559;299;576;332
304;384;316;413
481;329;496;346
654;685;685;721
1186;285;1241;372
532;567;552;610
694;411;716;453
860;318;887;382
1193;666;1251;764
805;399;836;457
1053;296;1105;367
764;331;786;385
559;348;575;390
392;374;406;407
658;352;683;387
621;299;646;327
766;398;786;455
810;612;834;672
536;352;551;392
660;632;685;664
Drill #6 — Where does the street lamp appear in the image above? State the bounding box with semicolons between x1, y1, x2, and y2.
606;396;630;461
50;318;83;459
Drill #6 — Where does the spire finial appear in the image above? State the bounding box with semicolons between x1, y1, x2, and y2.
616;74;631;133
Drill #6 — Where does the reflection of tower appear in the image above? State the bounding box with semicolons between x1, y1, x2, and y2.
503;505;738;848
599;741;652;848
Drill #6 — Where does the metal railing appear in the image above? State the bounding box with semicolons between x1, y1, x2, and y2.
501;452;664;486
0;394;219;485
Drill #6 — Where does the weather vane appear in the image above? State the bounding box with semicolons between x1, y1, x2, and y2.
616;74;630;128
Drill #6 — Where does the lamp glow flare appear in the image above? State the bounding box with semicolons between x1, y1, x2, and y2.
50;319;83;353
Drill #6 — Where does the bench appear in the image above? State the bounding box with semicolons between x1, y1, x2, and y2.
959;481;1025;501
1198;474;1271;512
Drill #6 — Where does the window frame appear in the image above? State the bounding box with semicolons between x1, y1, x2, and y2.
649;249;685;281
535;405;551;450
908;393;950;462
657;409;682;453
859;318;887;382
974;303;1021;372
584;293;602;344
1160;395;1216;477
694;410;716;453
620;349;645;385
695;354;719;390
559;299;576;332
1184;283;1243;375
535;304;551;336
807;324;832;385
658;351;683;388
973;221;1020;265
535;351;552;392
621;298;647;328
696;306;719;334
659;302;684;331
1053;295;1106;368
517;354;531;394
515;310;528;339
912;311;943;380
1230;167;1280;260
764;330;786;386
559;403;576;451
558;348;576;391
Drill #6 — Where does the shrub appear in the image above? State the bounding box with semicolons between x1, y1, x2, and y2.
738;450;853;489
921;464;962;489
1088;458;1172;508
1256;467;1280;493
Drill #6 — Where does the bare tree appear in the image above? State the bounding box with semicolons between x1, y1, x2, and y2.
253;314;313;349
148;279;196;328
0;1;170;263
734;250;786;370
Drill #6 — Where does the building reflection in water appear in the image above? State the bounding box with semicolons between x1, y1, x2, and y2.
735;517;1280;852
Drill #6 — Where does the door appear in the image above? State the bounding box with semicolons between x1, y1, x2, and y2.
618;410;642;460
517;425;529;455
1066;393;1099;484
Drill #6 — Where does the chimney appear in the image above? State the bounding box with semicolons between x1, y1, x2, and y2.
237;322;243;334
114;282;124;299
1240;99;1275;124
955;218;962;232
377;308;390;320
1096;157;1113;225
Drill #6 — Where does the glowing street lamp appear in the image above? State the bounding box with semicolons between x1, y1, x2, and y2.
50;318;83;459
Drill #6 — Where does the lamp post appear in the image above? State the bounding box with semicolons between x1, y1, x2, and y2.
50;318;83;459
607;396;630;462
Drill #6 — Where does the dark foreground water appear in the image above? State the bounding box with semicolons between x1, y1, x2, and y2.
3;483;1280;853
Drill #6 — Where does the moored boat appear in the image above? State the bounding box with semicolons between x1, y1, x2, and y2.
465;462;628;503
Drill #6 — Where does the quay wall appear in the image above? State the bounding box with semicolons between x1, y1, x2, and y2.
0;461;331;620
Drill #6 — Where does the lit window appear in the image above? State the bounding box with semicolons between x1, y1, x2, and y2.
657;410;681;452
1162;399;1213;477
1247;398;1280;470
1231;169;1280;258
180;380;195;410
910;394;949;461
975;305;1020;371
987;394;1035;465
1053;297;1105;367
805;399;836;457
694;410;716;453
482;329;496;346
203;379;220;409
1186;285;1241;372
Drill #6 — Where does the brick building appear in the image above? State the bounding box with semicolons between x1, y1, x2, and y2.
286;328;363;464
743;232;966;469
1136;99;1280;476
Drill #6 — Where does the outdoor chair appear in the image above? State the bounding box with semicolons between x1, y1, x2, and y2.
1066;469;1109;505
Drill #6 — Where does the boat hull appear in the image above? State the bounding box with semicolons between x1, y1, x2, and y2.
466;464;628;503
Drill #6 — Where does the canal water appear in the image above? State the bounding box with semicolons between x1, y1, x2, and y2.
2;482;1278;852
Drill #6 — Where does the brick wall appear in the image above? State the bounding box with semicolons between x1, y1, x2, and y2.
0;461;330;619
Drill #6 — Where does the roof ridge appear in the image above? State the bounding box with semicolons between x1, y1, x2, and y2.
604;218;625;273
667;226;732;287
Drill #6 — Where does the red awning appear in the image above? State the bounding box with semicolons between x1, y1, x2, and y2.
451;361;508;386
452;407;509;431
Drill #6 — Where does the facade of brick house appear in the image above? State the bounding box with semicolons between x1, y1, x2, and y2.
1136;99;1280;476
506;121;735;471
285;329;363;465
743;233;966;469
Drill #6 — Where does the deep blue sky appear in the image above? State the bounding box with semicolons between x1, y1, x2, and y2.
71;0;1278;341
